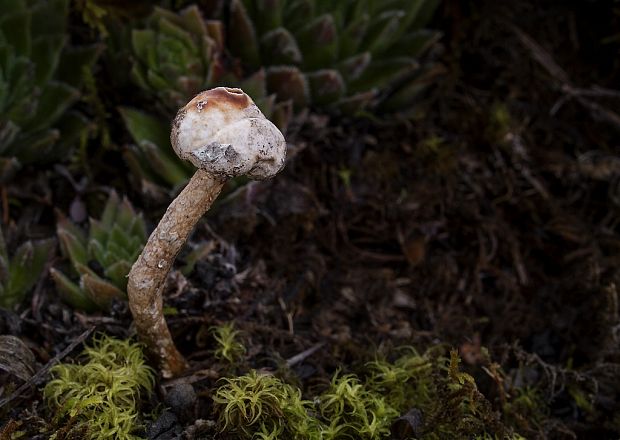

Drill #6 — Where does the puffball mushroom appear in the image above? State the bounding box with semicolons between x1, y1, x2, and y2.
127;87;286;378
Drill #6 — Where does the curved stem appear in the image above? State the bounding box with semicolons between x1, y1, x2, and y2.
127;169;225;378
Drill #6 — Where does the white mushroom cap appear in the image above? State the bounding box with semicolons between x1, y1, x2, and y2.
171;87;286;180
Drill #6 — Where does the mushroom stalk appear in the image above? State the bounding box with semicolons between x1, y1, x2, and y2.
126;87;286;378
127;169;224;377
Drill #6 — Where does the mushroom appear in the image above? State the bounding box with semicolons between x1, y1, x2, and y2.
127;87;286;378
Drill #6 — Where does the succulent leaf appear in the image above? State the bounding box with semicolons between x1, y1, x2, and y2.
295;14;338;70
52;192;147;310
50;268;98;312
307;70;346;106
0;225;54;309
0;0;100;169
260;28;302;65
228;0;261;69
130;6;220;110
81;272;125;309
266;66;310;109
226;0;442;114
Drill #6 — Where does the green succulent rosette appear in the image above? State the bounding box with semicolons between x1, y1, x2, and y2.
0;0;100;180
51;192;147;311
0;225;54;309
227;0;443;113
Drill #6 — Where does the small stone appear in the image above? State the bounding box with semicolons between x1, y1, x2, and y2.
146;410;181;440
164;382;197;423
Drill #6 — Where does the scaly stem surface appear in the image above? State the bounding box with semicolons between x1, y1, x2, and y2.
127;169;224;377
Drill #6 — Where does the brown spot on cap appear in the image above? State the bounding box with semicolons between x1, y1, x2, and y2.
187;87;252;113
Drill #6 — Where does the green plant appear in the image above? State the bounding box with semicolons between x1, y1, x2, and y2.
0;0;100;180
211;347;524;438
128;5;291;121
130;5;222;111
366;346;434;411
317;372;398;439
119;106;194;193
213;370;314;439
212;322;246;364
51;192;147;311
0;225;54;309
226;0;443;114
44;335;154;440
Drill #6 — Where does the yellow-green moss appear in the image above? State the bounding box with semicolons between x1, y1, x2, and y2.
212;347;523;439
44;335;154;440
212;322;246;364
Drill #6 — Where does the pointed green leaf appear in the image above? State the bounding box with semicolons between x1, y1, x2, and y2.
283;0;315;30
50;268;98;312
23;80;79;132
103;261;132;290
260;27;302;65
57;228;88;270
31;35;66;86
87;239;107;267
335;90;376;113
266;66;309;110
307;69;346;105
385;29;442;59
294;14;338;70
118;107;171;150
255;0;284;34
228;0;261;68
29;0;68;38
140;140;192;186
179;5;209;37
48;111;91;162
348;57;418;94
339;13;369;59
362;10;406;55
0;10;31;57
378;64;446;113
6;238;54;304
131;29;158;66
240;69;268;100
271;100;293;132
74;262;97;279
106;242;130;263
129;216;147;242
338;52;371;81
158;17;196;50
55;44;102;88
108;224;132;250
82;272;126;308
5;129;60;165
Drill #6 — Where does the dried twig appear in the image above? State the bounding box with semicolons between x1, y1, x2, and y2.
512;26;620;130
286;342;326;367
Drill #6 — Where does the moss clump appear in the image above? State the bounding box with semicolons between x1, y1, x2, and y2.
213;370;313;439
212;322;246;364
318;373;398;439
213;347;520;439
44;335;154;440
